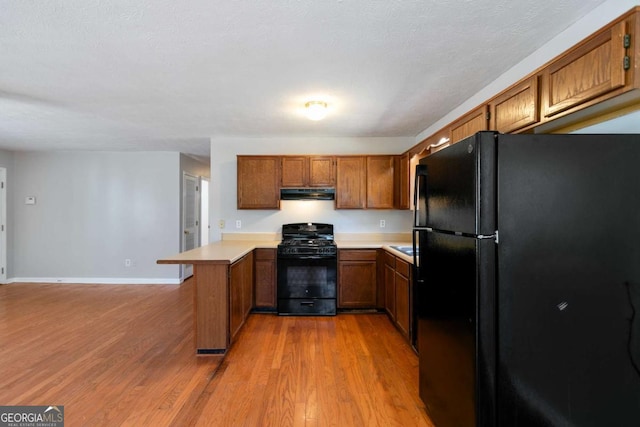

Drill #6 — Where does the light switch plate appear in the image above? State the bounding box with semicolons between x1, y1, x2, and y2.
25;196;36;205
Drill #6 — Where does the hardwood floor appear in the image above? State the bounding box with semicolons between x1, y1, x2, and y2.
0;280;433;426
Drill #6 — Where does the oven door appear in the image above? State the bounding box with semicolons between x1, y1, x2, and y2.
277;255;337;315
277;256;337;298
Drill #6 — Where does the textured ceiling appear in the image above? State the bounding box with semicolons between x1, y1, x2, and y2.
0;0;609;158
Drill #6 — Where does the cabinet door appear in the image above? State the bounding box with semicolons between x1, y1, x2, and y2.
335;157;366;209
338;250;377;308
281;156;307;187
242;251;254;319
384;260;396;321
254;249;276;309
490;75;540;133
309;156;335;187
237;156;280;209
395;259;411;339
229;260;244;342
543;20;627;119
366;156;395;209
450;105;489;144
395;154;410;210
230;253;253;342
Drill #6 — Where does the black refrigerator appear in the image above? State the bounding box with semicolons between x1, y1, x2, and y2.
413;131;640;427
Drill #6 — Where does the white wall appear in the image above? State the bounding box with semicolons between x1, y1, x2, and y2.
209;136;415;241
415;0;640;142
12;151;182;283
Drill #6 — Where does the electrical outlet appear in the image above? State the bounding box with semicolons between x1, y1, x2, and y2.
236;220;242;229
379;220;386;228
219;220;225;229
125;259;132;267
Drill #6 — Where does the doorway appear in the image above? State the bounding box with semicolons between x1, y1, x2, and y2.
200;178;210;246
182;173;200;279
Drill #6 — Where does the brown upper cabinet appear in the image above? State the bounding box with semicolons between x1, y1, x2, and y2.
281;156;307;187
281;156;335;187
394;154;410;210
335;156;367;209
366;156;395;209
309;156;335;187
490;75;540;133
239;154;403;210
237;156;281;209
542;20;629;120
450;105;490;144
335;156;396;209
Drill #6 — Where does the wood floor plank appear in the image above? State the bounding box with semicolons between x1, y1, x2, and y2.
1;281;434;426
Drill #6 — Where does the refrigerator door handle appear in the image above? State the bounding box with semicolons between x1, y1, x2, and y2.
412;229;420;268
413;172;420;227
478;230;498;242
414;164;428;227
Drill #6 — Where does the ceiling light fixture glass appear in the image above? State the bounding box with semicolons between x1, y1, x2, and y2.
305;101;328;121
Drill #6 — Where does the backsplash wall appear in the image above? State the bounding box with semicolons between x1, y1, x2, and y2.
228;200;413;235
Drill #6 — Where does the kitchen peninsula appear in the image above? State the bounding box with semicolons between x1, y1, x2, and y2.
157;234;412;355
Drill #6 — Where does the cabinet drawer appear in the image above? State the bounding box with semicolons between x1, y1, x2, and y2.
278;298;336;316
339;249;377;261
384;251;396;268
396;258;410;278
254;248;275;260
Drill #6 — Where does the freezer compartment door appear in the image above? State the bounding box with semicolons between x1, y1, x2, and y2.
416;231;496;427
418;131;496;234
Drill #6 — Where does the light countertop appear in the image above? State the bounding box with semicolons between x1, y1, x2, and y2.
157;235;415;265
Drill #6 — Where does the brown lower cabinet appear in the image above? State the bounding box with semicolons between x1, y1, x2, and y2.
384;251;411;340
253;248;276;310
229;252;254;343
338;249;378;308
384;252;396;321
188;252;255;354
394;258;411;339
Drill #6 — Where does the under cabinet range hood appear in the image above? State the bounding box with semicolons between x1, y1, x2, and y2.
280;188;335;201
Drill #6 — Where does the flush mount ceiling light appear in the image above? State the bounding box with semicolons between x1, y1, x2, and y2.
305;101;328;121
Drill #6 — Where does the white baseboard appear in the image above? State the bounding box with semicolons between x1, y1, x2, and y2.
7;277;183;285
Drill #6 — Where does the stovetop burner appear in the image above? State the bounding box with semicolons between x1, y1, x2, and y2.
278;223;337;257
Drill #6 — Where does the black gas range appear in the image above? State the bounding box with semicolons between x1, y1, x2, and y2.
277;223;337;315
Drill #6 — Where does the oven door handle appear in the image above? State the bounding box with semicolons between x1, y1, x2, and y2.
290;255;333;260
